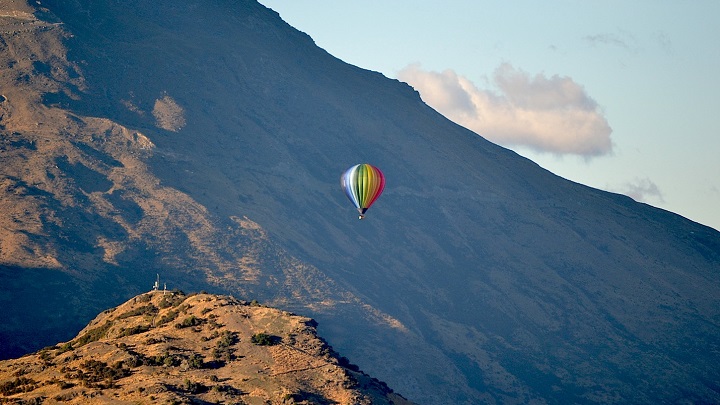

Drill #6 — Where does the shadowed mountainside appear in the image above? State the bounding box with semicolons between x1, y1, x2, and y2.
1;0;719;403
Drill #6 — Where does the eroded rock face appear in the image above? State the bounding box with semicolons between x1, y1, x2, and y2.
0;292;414;405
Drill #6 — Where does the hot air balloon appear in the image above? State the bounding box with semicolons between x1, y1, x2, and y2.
340;164;385;219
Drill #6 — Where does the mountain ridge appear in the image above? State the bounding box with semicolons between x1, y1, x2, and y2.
1;1;719;403
0;291;415;404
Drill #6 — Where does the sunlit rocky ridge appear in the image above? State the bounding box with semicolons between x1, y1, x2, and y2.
0;291;414;404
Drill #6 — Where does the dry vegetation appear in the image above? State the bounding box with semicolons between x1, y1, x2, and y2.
0;292;414;404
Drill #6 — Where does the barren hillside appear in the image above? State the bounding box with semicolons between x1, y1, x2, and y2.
0;292;414;404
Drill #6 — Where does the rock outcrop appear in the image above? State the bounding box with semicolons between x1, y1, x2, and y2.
0;292;413;404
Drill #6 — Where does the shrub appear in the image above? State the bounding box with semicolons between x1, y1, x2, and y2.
182;379;207;394
136;294;152;303
157;292;187;309
73;321;113;347
217;331;238;348
163;355;178;367
0;377;37;395
117;304;158;319
118;324;151;337
124;355;143;368
57;342;74;354
251;333;280;346
187;353;204;370
175;315;204;329
38;349;52;363
207;315;224;330
145;337;162;345
201;330;220;342
212;331;239;361
74;360;131;388
213;384;244;396
155;309;179;326
145;352;180;367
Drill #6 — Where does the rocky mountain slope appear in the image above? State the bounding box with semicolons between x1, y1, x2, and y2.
1;0;719;404
0;291;413;404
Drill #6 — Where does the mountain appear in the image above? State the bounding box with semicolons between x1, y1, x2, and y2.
0;291;414;404
1;1;720;404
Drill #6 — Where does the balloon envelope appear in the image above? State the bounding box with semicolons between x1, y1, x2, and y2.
340;164;385;219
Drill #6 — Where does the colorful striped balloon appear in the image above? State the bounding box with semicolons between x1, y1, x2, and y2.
340;164;385;219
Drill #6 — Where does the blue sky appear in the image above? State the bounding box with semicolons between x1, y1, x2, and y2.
259;1;720;231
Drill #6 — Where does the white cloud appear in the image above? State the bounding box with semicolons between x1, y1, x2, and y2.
583;31;639;54
398;63;613;157
584;33;630;50
612;178;665;203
